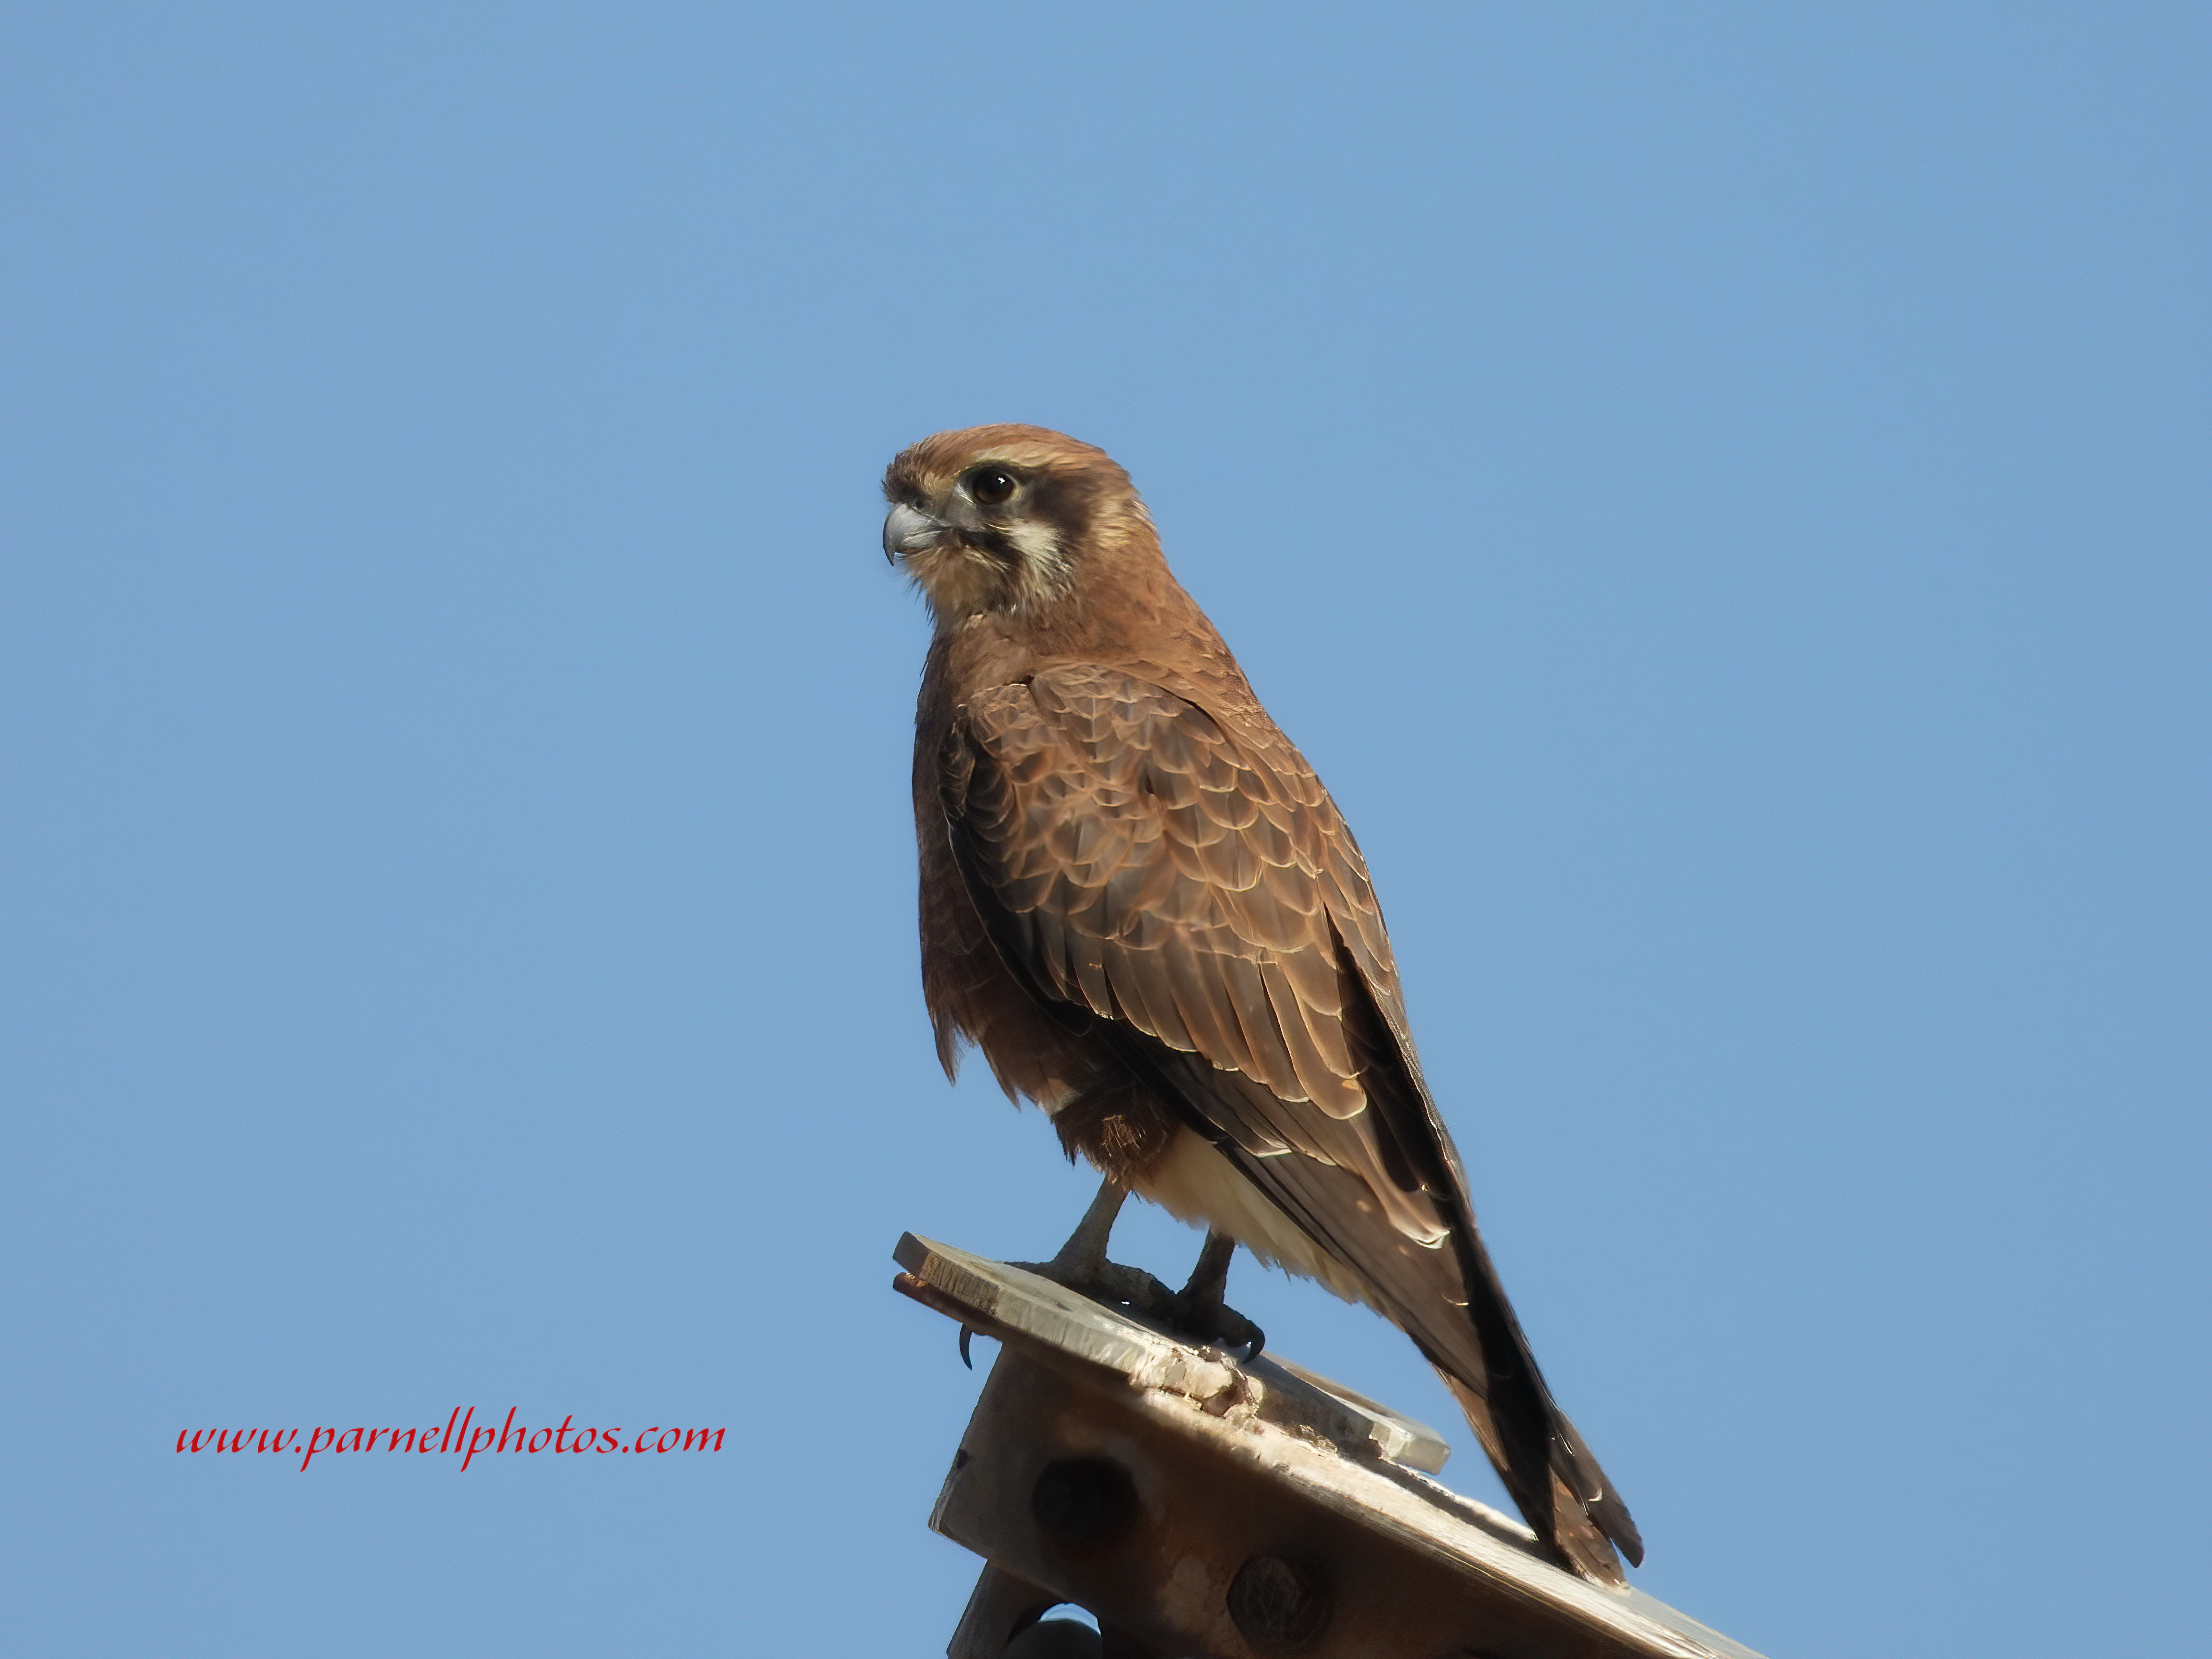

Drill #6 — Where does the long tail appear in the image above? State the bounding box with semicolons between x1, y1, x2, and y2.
1434;1227;1643;1585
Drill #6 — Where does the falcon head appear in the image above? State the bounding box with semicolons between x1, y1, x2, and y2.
882;424;1156;625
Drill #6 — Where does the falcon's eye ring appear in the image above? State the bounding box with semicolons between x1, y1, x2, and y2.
969;468;1018;507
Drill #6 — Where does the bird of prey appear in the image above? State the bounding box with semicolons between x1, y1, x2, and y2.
883;423;1643;1585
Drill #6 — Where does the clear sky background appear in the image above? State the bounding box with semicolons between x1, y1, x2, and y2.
4;5;2205;1656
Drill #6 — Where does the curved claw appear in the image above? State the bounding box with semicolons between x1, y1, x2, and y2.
1171;1229;1264;1361
1176;1293;1265;1363
1215;1318;1266;1365
958;1324;975;1370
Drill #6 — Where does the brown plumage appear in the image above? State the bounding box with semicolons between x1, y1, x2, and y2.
884;423;1643;1584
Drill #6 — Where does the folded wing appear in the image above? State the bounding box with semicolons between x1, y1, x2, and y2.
939;662;1641;1581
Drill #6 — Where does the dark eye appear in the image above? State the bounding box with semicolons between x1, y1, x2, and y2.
970;467;1017;506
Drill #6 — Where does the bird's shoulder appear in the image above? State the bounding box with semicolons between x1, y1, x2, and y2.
953;658;1319;817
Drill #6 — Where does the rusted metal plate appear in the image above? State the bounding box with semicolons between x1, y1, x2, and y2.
896;1233;1766;1659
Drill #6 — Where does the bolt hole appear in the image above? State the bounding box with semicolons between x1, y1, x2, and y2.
1030;1457;1139;1553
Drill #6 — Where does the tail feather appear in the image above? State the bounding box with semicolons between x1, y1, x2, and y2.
1437;1228;1644;1584
1438;1372;1639;1585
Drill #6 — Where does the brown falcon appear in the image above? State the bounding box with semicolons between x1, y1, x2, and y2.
883;423;1643;1584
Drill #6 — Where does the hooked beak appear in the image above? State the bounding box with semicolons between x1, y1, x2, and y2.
882;502;949;564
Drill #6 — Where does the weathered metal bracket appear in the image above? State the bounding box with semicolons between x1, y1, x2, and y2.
895;1233;1766;1659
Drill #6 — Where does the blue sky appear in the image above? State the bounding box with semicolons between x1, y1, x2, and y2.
4;5;2206;1655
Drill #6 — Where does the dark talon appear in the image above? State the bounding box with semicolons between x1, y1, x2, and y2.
1171;1227;1264;1360
958;1324;975;1369
1177;1295;1265;1362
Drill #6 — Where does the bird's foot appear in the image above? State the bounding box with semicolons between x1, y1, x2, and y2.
1169;1281;1265;1363
1007;1179;1187;1328
1007;1251;1184;1327
1009;1250;1262;1360
1000;1184;1262;1362
1171;1229;1265;1362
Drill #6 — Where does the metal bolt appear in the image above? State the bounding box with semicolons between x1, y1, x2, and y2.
1226;1553;1329;1652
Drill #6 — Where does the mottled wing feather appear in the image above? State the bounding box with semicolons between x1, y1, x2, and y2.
951;669;1439;1217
